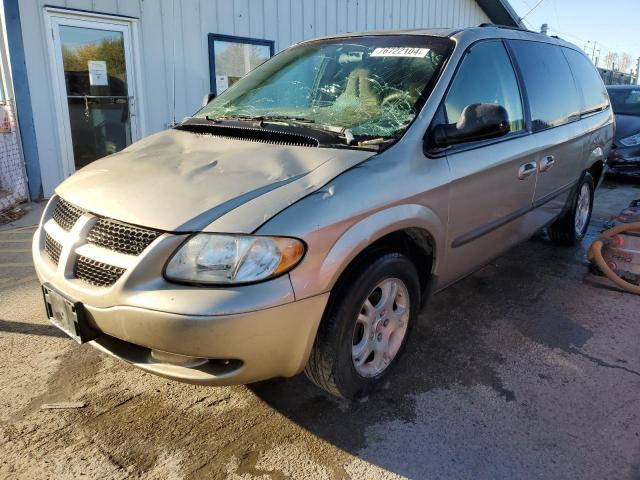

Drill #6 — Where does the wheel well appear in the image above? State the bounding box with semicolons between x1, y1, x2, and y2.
589;161;604;187
333;228;434;299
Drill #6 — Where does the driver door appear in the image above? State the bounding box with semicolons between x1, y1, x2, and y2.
438;40;538;286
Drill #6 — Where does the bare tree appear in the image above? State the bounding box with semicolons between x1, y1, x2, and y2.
603;51;619;70
619;53;633;73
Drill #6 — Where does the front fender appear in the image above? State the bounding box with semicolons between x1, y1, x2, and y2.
288;203;445;301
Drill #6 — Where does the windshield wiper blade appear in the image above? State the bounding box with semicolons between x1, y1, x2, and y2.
205;114;316;124
202;114;377;147
206;114;349;136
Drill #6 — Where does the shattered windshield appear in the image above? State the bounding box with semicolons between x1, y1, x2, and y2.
195;36;452;139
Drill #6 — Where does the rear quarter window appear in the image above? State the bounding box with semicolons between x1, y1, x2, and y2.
562;48;609;115
509;40;581;132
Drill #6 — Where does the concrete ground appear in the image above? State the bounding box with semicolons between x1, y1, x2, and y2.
1;180;640;480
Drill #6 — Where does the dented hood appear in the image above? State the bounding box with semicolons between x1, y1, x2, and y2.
55;129;373;232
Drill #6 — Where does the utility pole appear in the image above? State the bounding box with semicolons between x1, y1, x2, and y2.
583;41;599;64
611;63;616;84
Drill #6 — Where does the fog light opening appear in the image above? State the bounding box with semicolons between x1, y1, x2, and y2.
207;359;244;375
148;350;244;374
149;350;208;367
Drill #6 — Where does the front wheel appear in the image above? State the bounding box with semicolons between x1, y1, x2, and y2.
548;171;594;245
304;252;421;399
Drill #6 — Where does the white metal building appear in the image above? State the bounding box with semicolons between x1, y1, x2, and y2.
0;0;520;201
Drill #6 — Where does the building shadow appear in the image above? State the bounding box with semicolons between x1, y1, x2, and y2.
0;318;66;338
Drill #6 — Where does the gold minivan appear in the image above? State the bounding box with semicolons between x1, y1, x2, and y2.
33;25;613;398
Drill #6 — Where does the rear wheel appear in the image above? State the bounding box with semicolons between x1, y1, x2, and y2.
548;171;594;245
304;252;420;399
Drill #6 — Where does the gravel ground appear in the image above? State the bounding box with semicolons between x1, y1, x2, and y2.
1;179;640;480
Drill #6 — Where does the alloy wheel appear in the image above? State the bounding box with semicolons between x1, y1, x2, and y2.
351;277;410;377
574;183;591;237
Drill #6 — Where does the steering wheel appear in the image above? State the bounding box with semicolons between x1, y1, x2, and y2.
381;91;413;108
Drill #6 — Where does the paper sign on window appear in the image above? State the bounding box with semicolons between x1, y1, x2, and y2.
216;75;229;93
88;60;108;86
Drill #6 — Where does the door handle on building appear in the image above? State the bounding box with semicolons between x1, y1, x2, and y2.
518;161;538;180
129;96;136;117
539;155;555;172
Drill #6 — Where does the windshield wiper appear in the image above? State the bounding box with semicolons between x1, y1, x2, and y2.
205;114;315;125
201;114;395;149
206;114;351;139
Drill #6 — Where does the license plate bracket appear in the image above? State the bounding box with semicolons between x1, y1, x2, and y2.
42;285;98;343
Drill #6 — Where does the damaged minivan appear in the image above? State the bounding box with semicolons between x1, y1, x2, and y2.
33;25;613;399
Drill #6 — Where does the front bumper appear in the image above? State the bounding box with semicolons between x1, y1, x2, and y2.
32;214;328;385
84;294;328;385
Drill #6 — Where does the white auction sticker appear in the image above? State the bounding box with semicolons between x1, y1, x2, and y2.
370;47;430;58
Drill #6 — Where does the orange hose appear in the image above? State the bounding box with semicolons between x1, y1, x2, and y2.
587;222;640;295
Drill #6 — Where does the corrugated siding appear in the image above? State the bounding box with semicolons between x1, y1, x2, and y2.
19;0;489;195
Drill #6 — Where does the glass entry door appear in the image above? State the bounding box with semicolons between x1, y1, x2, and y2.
46;12;141;173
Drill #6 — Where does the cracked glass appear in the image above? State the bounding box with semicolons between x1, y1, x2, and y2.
195;36;452;140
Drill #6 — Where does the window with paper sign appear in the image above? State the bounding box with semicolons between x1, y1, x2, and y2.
208;34;274;95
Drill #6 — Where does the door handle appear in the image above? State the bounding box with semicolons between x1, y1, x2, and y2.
539;155;555;172
518;161;537;180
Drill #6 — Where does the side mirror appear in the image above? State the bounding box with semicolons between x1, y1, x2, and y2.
428;103;510;149
202;92;216;107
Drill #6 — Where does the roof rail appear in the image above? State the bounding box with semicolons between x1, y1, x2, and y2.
477;23;570;44
478;22;532;33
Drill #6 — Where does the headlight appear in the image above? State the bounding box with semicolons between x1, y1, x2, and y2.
164;234;305;285
620;132;640;147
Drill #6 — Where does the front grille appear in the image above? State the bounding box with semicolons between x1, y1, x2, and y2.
44;233;62;265
74;256;126;287
52;198;85;231
87;218;161;255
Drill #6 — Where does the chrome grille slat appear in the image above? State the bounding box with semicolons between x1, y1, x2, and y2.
44;232;62;265
87;218;161;256
52;198;85;231
49;196;159;287
74;256;126;287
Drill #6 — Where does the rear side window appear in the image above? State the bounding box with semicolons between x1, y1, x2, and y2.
562;48;609;114
509;40;581;132
444;40;524;133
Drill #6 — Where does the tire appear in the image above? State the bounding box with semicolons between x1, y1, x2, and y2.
304;252;421;399
548;171;594;246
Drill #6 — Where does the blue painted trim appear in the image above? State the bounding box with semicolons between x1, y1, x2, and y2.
207;33;275;95
4;0;41;199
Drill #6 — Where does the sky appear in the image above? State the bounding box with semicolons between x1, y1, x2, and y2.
508;0;640;72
